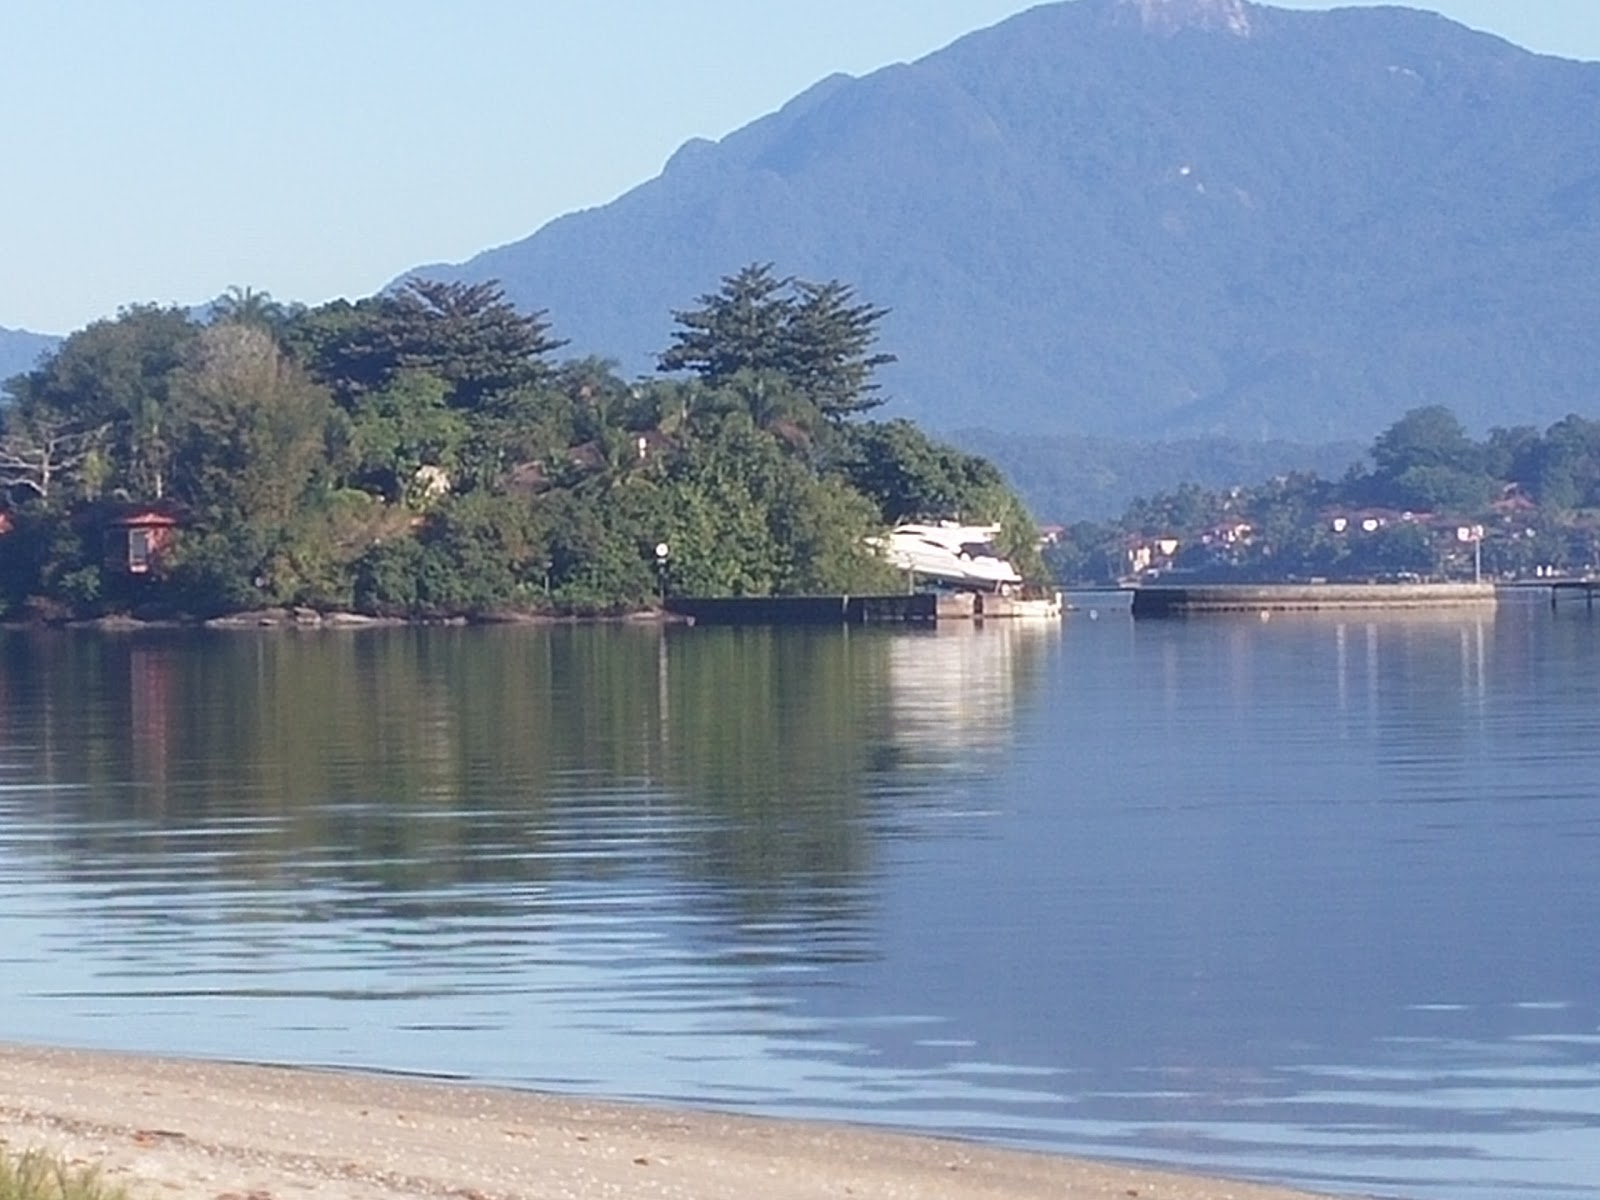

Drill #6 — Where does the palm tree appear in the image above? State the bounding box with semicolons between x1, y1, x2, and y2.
209;286;286;331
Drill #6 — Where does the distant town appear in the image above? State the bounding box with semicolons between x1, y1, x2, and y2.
1044;406;1600;585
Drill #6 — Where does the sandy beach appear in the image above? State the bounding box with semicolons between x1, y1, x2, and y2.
0;1044;1352;1200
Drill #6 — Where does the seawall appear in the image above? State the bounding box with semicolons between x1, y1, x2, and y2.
665;593;940;625
1132;581;1498;617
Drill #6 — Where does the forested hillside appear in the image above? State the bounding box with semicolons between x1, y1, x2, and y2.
952;428;1365;520
0;270;1038;622
415;0;1600;444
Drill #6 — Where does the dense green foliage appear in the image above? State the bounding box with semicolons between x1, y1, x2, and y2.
1049;406;1600;585
659;264;895;420
0;268;1039;621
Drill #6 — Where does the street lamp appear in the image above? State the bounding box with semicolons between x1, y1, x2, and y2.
1456;524;1484;583
654;541;670;604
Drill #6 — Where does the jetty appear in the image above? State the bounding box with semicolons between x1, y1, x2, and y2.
666;590;1061;626
1549;579;1600;610
1132;581;1497;618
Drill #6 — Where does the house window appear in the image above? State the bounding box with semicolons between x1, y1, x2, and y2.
128;528;153;573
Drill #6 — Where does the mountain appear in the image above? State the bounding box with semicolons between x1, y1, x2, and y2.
951;427;1364;520
0;326;59;383
410;0;1600;444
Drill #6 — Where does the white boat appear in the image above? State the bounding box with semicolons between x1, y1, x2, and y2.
872;522;1024;591
988;591;1064;619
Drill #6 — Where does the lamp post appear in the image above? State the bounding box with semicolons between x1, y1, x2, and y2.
1457;524;1484;583
654;541;670;605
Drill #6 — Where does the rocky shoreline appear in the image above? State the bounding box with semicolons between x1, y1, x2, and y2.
22;605;685;632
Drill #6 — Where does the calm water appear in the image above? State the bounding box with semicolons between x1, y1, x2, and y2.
1;596;1597;1199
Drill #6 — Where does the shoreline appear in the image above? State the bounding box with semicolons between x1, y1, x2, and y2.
0;1043;1350;1200
0;605;684;633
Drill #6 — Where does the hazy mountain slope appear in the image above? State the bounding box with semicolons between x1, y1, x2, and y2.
0;327;59;382
950;427;1365;521
411;0;1600;442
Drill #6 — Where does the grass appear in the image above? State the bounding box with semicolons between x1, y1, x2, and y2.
0;1151;130;1200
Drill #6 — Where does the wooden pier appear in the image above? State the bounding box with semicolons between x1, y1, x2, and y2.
1550;579;1600;610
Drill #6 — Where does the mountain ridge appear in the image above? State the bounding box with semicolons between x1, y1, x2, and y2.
0;326;59;383
408;0;1600;444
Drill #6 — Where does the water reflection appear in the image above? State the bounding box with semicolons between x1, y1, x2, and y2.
884;622;1058;765
0;621;1063;1134
0;624;1058;1004
2;604;1598;1200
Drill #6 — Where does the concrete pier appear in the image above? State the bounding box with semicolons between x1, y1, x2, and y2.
1132;581;1498;617
664;590;1062;626
666;593;938;626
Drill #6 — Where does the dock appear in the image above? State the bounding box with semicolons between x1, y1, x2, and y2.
665;590;1061;626
1132;581;1498;617
1550;579;1600;610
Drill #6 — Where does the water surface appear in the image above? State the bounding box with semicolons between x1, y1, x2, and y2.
1;596;1596;1199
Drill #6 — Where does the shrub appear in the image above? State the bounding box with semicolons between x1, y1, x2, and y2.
0;1150;130;1200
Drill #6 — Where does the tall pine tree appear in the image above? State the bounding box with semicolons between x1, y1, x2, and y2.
659;264;895;421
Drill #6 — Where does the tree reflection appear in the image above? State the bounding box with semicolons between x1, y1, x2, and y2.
0;624;1050;940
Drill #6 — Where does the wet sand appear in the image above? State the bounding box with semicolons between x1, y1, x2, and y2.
0;1043;1351;1200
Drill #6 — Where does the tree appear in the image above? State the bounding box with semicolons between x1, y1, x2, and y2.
1358;523;1435;577
0;507;103;618
342;370;468;505
289;278;564;410
0;411;108;503
1043;521;1127;585
536;488;657;611
5;305;199;500
787;279;895;419
1387;464;1498;512
167;324;335;528
209;285;290;331
1366;406;1494;511
837;419;1043;577
1519;414;1600;510
659;263;794;382
1124;481;1229;537
840;419;1007;523
765;470;901;594
659;264;895;421
1483;424;1540;482
1369;405;1481;477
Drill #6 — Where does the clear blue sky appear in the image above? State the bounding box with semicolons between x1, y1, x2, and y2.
3;0;1595;334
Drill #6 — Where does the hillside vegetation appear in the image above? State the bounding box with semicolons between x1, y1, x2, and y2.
0;270;1037;622
952;427;1365;521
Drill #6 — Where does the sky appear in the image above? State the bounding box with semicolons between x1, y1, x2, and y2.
3;0;1596;335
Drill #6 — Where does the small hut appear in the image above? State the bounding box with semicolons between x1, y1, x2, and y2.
103;503;183;576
